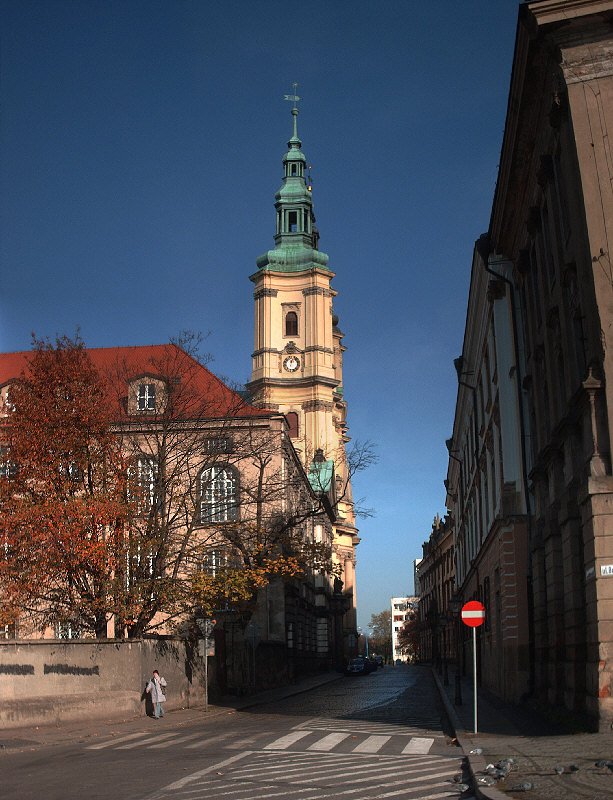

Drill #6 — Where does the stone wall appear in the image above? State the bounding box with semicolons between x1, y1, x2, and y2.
0;637;210;729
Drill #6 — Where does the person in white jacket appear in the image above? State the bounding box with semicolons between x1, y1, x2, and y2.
146;669;167;719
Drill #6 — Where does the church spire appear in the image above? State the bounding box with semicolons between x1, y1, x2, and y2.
255;87;329;273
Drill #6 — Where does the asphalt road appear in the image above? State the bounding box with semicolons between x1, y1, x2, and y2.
2;665;472;800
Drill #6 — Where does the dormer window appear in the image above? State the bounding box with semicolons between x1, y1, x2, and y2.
138;383;156;412
129;376;166;416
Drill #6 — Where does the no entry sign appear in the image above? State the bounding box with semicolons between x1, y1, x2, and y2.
462;600;486;734
461;600;485;628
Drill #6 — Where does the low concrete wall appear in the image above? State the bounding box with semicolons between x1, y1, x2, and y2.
0;637;209;729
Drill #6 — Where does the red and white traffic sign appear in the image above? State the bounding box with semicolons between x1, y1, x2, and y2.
461;600;486;734
461;600;486;628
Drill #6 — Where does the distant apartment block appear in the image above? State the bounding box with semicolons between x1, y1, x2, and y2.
390;596;418;662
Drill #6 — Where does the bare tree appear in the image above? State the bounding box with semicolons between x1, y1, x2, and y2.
108;338;362;637
368;609;392;663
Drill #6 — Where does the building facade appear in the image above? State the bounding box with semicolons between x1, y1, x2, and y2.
391;596;418;662
417;516;458;672
0;344;344;688
445;243;532;705
247;102;359;661
445;0;613;729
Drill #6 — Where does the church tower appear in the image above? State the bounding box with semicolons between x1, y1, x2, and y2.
248;94;359;657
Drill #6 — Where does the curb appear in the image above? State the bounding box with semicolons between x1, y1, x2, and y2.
431;668;510;800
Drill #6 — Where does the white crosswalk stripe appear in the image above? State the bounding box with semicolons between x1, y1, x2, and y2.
86;732;149;749
185;731;235;749
351;734;391;753
402;736;435;754
149;732;203;749
307;731;350;751
263;730;311;749
119;732;176;749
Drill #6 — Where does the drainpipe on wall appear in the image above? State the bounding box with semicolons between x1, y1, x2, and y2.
476;233;535;700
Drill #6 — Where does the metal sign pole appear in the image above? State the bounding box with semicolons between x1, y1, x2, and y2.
473;626;478;734
204;645;208;713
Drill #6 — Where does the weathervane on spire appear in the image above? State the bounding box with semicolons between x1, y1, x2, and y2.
284;82;301;110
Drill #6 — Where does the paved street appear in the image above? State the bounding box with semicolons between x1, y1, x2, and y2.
2;665;473;800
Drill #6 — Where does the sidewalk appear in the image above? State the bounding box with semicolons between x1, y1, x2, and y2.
0;670;344;752
433;667;613;800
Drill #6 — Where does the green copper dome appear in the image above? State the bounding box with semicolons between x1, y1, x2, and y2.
256;105;330;273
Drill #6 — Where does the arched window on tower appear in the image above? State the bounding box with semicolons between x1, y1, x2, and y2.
285;311;298;337
286;412;299;439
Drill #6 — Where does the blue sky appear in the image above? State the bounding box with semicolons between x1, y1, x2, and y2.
1;0;520;628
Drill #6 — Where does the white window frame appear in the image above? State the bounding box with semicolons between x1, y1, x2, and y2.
200;465;238;523
137;383;156;411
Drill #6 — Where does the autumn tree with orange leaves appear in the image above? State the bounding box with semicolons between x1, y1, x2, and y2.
0;334;372;640
0;336;129;638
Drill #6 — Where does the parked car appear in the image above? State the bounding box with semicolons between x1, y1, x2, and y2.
345;657;371;676
359;655;378;673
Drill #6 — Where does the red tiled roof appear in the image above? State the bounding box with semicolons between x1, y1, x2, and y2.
0;344;269;421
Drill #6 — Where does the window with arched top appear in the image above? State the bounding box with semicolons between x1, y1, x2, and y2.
286;412;299;439
285;311;298;337
199;465;239;523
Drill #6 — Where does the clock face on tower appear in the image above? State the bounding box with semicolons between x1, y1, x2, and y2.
283;355;300;373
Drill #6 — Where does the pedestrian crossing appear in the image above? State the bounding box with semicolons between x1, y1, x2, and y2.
294;715;443;736
86;726;441;756
146;749;470;800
